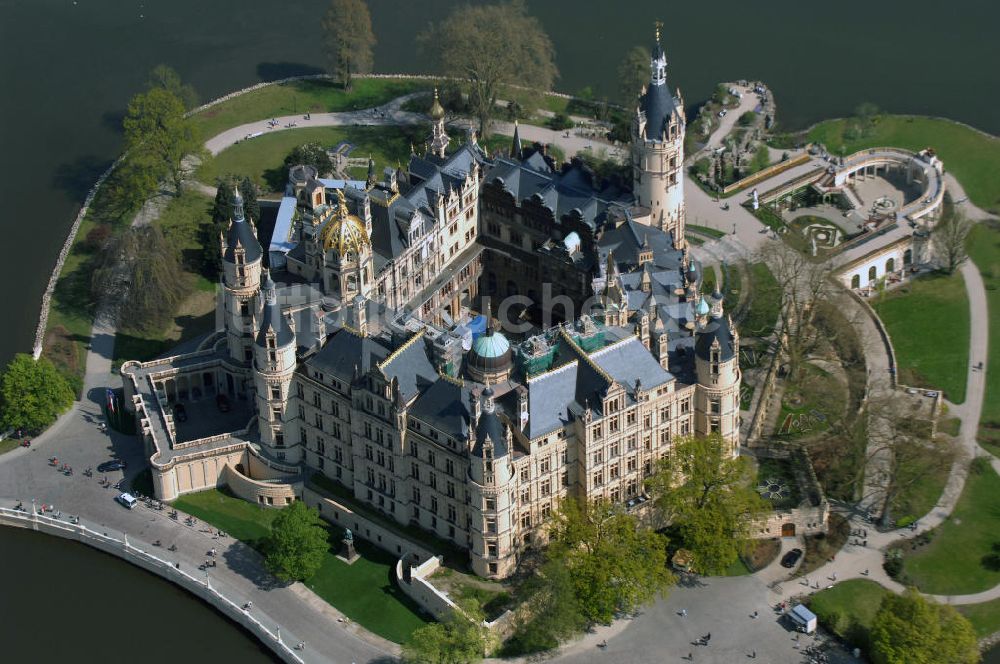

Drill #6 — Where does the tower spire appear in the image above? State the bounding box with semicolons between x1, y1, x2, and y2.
510;120;523;160
651;21;667;87
233;184;245;222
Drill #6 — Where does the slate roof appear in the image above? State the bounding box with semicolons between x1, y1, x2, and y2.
223;216;262;264
255;274;294;348
598;219;680;268
473;407;508;458
487;157;630;230
639;81;678;141
695;314;735;362
410;378;473;439
524;362;580;439
306;329;389;381
378;334;438;402
589;336;673;390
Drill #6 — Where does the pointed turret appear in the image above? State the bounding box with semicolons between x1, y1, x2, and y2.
223;185;262;265
428;88;450;159
366;154;376;189
510;120;523;160
255;271;294;350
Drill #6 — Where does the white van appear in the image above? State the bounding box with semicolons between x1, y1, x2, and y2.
116;492;138;510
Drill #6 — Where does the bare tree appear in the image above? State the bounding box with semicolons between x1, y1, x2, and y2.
754;241;834;381
322;0;376;91
933;209;973;274
617;45;650;104
862;393;957;527
420;1;558;135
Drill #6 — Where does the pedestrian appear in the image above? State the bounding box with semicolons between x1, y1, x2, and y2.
753;610;758;619
681;608;687;617
688;653;692;661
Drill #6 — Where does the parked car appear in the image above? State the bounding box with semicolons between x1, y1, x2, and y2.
97;459;126;473
173;403;187;422
216;393;231;412
116;492;138;510
780;548;804;568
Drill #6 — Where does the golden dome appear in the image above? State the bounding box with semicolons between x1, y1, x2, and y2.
320;189;369;256
429;87;445;120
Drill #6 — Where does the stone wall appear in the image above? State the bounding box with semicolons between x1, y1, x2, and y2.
755;503;829;539
224;464;298;508
301;487;436;563
396;556;455;621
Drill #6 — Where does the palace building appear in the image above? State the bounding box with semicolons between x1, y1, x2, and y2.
121;29;742;578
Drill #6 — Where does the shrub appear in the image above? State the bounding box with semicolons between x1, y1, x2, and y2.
548;112;574;131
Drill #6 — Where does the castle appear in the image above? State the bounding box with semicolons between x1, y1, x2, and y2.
121;30;742;578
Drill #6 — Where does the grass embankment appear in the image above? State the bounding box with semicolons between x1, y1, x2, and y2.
198;125;425;193
190;78;429;140
807;115;1000;214
968;221;1000;457
959;596;1000;639
900;462;1000;595
738;262;780;338
44;180;125;391
872;271;969;403
807;579;889;650
174;489;429;643
113;188;219;366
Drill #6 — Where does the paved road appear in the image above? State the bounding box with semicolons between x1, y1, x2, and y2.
0;319;395;664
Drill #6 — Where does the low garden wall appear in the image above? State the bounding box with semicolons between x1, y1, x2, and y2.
0;507;304;663
301;487;436;563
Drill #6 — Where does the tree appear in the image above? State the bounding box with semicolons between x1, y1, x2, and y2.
92;224;191;333
863;394;956;526
617;45;650;103
504;559;586;654
263;501;329;582
738;111;758;127
285;143;335;177
402;599;494;664
322;0;375;91
147;64;199;110
420;1;557;135
202;176;259;277
933;208;973;274
646;434;767;575
122;84;199;192
0;354;75;433
869;589;979;664
546;498;674;624
754;241;835;381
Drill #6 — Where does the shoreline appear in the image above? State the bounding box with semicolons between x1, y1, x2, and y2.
0;505;304;663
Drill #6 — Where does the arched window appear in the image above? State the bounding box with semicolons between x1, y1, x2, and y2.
868;266;877;283
904;249;913;266
886;258;895;274
851;274;861;289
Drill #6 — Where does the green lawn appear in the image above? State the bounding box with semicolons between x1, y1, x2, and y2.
872;271;969;403
688;224;727;239
968;221;1000;457
0;438;21;456
807;579;889;647
901;463;1000;594
174;489;429;642
739;262;780;338
958;596;1000;638
190;78;429;140
197;125;425;193
808;115;1000;214
701;266;717;294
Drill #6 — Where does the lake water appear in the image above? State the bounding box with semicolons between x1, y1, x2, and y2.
0;0;997;659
